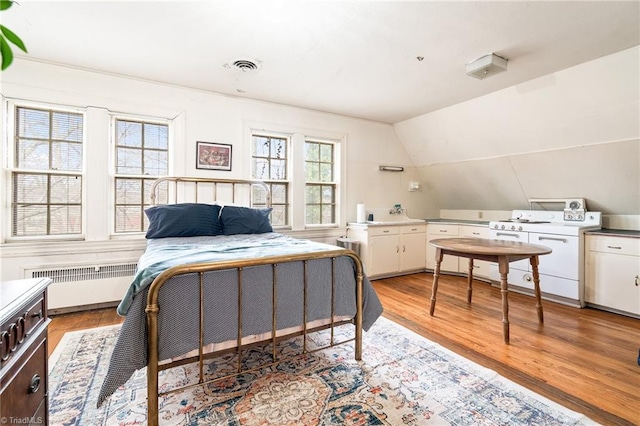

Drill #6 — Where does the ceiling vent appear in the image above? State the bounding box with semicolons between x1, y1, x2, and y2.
225;58;261;72
465;53;508;79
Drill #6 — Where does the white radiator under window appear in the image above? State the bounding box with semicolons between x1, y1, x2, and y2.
27;263;137;313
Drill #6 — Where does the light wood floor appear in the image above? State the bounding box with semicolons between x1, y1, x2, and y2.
48;272;640;425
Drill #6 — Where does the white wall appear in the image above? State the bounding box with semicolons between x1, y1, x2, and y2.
0;58;425;281
395;46;640;220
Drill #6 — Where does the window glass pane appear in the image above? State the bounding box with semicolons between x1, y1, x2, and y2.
17;139;49;170
321;185;334;203
305;142;319;161
253;158;269;180
270;159;287;180
144;150;168;175
116;178;142;204
306;185;320;203
270;205;287;227
320;163;333;182
271;184;287;204
17;108;49;139
270;138;286;159
50;175;82;203
52;111;83;142
14;174;47;203
305;162;319;181
306;205;320;224
51;141;83;171
321;204;334;223
253;135;270;157
115;206;144;233
145;178;166;205
50;205;81;234
13;205;47;236
144;123;168;149
116;147;143;174
320;144;333;162
117;121;142;147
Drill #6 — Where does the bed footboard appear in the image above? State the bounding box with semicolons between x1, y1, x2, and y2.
144;249;364;426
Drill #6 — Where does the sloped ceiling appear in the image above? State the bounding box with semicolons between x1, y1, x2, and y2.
2;1;638;123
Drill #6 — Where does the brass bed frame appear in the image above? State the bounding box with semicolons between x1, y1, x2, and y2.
144;177;364;425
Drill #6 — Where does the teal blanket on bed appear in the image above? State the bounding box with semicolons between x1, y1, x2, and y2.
117;232;340;315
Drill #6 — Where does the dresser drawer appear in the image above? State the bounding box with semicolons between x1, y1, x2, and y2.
1;294;45;368
0;327;48;423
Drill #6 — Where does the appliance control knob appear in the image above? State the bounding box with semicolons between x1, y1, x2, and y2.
518;226;523;231
510;225;515;230
500;225;506;230
493;224;498;229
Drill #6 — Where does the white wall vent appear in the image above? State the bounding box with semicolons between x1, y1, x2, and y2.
31;263;137;283
27;262;138;312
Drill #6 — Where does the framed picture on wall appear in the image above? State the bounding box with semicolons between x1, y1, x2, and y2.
196;141;232;171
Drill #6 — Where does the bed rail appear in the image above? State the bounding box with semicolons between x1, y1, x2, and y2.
149;176;272;207
145;248;364;426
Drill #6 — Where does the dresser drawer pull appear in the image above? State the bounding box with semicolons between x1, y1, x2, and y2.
17;316;26;344
0;331;9;361
607;245;622;250
32;309;43;319
29;374;41;394
8;323;18;352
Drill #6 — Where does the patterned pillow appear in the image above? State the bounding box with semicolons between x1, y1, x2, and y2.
220;205;273;235
145;203;222;239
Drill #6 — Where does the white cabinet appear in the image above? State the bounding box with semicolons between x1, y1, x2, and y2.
426;223;490;279
426;224;459;272
585;235;640;316
399;225;427;272
348;223;426;279
459;225;490;278
369;227;401;277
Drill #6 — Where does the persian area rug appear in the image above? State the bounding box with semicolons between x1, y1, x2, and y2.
48;317;598;425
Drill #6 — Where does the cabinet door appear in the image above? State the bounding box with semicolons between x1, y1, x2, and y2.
400;231;426;271
370;234;400;277
586;251;640;315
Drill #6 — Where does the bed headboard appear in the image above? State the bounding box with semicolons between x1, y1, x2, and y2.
149;177;271;208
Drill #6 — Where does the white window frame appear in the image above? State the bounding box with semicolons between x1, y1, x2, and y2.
110;113;172;237
3;99;87;243
246;122;346;232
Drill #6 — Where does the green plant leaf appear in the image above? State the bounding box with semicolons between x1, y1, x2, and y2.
0;25;26;52
0;35;14;70
0;1;13;12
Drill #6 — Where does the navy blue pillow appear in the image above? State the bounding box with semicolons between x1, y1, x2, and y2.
145;203;222;239
220;205;273;235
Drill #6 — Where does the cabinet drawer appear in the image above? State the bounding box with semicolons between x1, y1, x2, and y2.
0;328;47;422
401;224;426;234
1;295;45;368
369;226;400;236
427;224;459;236
588;236;640;256
460;225;489;238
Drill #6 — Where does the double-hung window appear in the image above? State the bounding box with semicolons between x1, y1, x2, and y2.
113;118;169;233
251;133;289;226
305;139;336;225
11;105;84;238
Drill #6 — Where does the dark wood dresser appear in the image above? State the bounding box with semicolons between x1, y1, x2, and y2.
0;278;52;425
